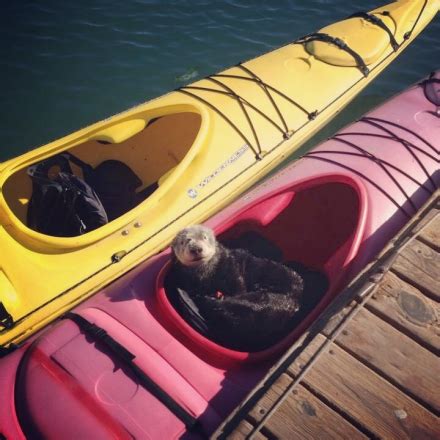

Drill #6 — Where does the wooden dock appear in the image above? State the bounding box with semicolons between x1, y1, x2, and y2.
214;191;439;440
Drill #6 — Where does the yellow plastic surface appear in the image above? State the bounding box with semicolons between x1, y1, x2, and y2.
92;119;146;144
306;13;397;66
0;0;438;347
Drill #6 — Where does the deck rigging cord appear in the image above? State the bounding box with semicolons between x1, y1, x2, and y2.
178;62;316;159
362;115;438;156
349;12;399;51
293;32;370;77
348;118;438;191
304;116;438;219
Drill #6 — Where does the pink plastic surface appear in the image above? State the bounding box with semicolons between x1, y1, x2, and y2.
0;72;438;439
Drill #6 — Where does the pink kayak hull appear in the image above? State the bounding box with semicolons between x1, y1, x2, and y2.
0;72;438;439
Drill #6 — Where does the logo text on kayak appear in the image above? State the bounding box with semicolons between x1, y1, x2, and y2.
187;144;250;198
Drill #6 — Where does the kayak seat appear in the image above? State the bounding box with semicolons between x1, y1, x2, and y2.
87;159;157;221
222;230;284;262
306;13;396;67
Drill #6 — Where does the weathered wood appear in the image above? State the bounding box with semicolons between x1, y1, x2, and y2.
320;302;358;337
288;335;440;440
417;210;440;251
227;420;268;440
248;374;366;440
366;271;440;353
335;307;440;413
392;239;440;300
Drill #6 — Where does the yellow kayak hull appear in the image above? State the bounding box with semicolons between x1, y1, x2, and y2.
0;0;438;347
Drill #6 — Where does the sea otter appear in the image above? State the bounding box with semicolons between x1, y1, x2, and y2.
166;225;305;351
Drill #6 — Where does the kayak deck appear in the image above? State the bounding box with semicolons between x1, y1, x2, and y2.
217;192;440;439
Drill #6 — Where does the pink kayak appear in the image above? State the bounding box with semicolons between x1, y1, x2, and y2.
0;72;438;439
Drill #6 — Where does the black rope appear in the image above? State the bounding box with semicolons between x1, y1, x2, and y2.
363;116;438;155
335;132;437;192
178;61;320;155
213;72;315;118
295;32;369;77
179;61;319;153
64;312;203;433
179;60;315;158
178;84;286;135
335;132;437;162
314;146;433;198
207;75;289;138
331;137;425;213
178;88;261;159
206;76;262;154
358;117;438;190
402;0;428;41
235;64;290;136
350;12;399;51
303;153;413;218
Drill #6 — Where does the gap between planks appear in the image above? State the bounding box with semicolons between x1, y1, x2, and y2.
391;239;440;302
248;375;369;440
286;335;440;440
329;307;440;415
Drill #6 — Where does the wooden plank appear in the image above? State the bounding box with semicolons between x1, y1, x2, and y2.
366;271;440;353
320;302;358;337
228;420;268;440
248;373;366;440
392;239;440;301
288;335;440;440
417;210;440;251
335;307;440;413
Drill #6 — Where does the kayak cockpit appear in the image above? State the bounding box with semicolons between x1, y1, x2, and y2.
157;176;367;363
2;110;202;238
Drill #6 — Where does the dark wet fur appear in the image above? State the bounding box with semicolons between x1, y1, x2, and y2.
167;242;306;351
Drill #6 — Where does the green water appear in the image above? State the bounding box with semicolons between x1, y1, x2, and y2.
1;0;439;162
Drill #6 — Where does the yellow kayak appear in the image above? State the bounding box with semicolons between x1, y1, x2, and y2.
0;0;438;348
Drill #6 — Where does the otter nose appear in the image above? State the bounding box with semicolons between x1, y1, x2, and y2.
190;245;203;256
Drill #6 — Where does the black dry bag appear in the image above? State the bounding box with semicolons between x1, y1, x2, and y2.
27;154;108;237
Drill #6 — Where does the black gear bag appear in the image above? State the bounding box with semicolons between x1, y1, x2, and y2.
26;153;109;237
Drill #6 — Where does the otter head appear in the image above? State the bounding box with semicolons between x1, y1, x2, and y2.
172;225;217;267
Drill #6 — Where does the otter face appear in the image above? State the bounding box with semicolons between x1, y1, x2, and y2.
172;225;217;267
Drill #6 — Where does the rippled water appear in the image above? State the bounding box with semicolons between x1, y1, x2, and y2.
0;0;439;162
